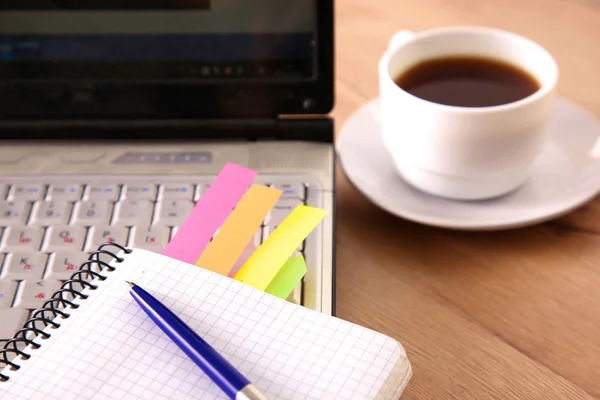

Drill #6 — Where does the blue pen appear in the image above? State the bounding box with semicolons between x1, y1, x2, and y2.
126;281;268;400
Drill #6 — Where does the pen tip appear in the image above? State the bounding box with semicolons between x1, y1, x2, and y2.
126;281;135;288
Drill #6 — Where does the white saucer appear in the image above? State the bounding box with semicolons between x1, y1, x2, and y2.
336;97;600;230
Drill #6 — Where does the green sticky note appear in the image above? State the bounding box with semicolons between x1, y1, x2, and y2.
264;255;307;299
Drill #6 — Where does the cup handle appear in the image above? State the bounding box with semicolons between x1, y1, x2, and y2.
388;30;416;50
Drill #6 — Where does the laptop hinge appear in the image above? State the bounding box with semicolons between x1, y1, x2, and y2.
262;116;334;143
0;116;334;144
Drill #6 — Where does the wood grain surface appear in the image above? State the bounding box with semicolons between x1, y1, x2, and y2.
332;0;600;398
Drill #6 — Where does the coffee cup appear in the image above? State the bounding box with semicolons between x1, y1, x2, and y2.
378;26;559;200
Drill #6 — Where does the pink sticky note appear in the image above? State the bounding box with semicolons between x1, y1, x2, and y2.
228;242;257;278
162;163;258;264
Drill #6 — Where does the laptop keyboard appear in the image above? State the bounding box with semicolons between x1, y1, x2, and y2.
0;176;323;345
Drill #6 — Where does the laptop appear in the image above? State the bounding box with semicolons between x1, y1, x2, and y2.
0;0;336;348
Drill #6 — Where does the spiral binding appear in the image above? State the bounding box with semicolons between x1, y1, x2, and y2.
0;242;132;382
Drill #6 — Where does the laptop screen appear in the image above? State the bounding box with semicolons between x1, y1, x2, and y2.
0;0;317;81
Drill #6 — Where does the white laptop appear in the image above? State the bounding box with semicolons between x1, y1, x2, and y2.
0;0;336;349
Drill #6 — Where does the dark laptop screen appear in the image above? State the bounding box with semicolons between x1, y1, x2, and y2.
0;0;317;80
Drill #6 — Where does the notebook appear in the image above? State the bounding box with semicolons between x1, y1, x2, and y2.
0;244;412;400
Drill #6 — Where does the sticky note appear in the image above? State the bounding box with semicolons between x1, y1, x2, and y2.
195;184;281;275
234;205;326;291
162;163;257;264
265;255;307;299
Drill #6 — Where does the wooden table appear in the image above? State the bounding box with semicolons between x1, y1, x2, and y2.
332;0;600;398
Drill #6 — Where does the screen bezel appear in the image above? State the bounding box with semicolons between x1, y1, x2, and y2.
0;0;334;121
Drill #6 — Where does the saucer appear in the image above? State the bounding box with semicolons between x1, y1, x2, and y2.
336;97;600;230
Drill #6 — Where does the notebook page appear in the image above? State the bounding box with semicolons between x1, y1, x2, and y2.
1;249;409;400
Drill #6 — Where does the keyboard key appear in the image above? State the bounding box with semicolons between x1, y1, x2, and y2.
271;183;306;200
71;200;112;226
153;200;193;227
42;225;86;252
121;184;157;200
0;201;30;226
0;226;44;252
112;200;154;227
158;184;194;200
252;229;262;248
85;225;128;252
45;252;88;280
0;184;8;200
29;200;71;226
0;281;17;308
194;183;211;201
0;309;27;339
287;282;303;305
0;252;47;281
129;226;169;253
13;279;61;309
7;184;45;201
46;184;83;201
84;184;120;201
265;199;303;227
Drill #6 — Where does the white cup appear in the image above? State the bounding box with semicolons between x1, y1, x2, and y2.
378;26;559;200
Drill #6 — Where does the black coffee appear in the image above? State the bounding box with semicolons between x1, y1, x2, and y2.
394;56;541;107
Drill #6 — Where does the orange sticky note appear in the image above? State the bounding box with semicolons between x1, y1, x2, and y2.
195;184;281;275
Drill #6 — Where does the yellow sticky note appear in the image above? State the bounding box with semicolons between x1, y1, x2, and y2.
195;184;281;276
265;255;307;300
234;205;326;290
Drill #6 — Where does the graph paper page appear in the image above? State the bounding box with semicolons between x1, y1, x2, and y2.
1;248;409;400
